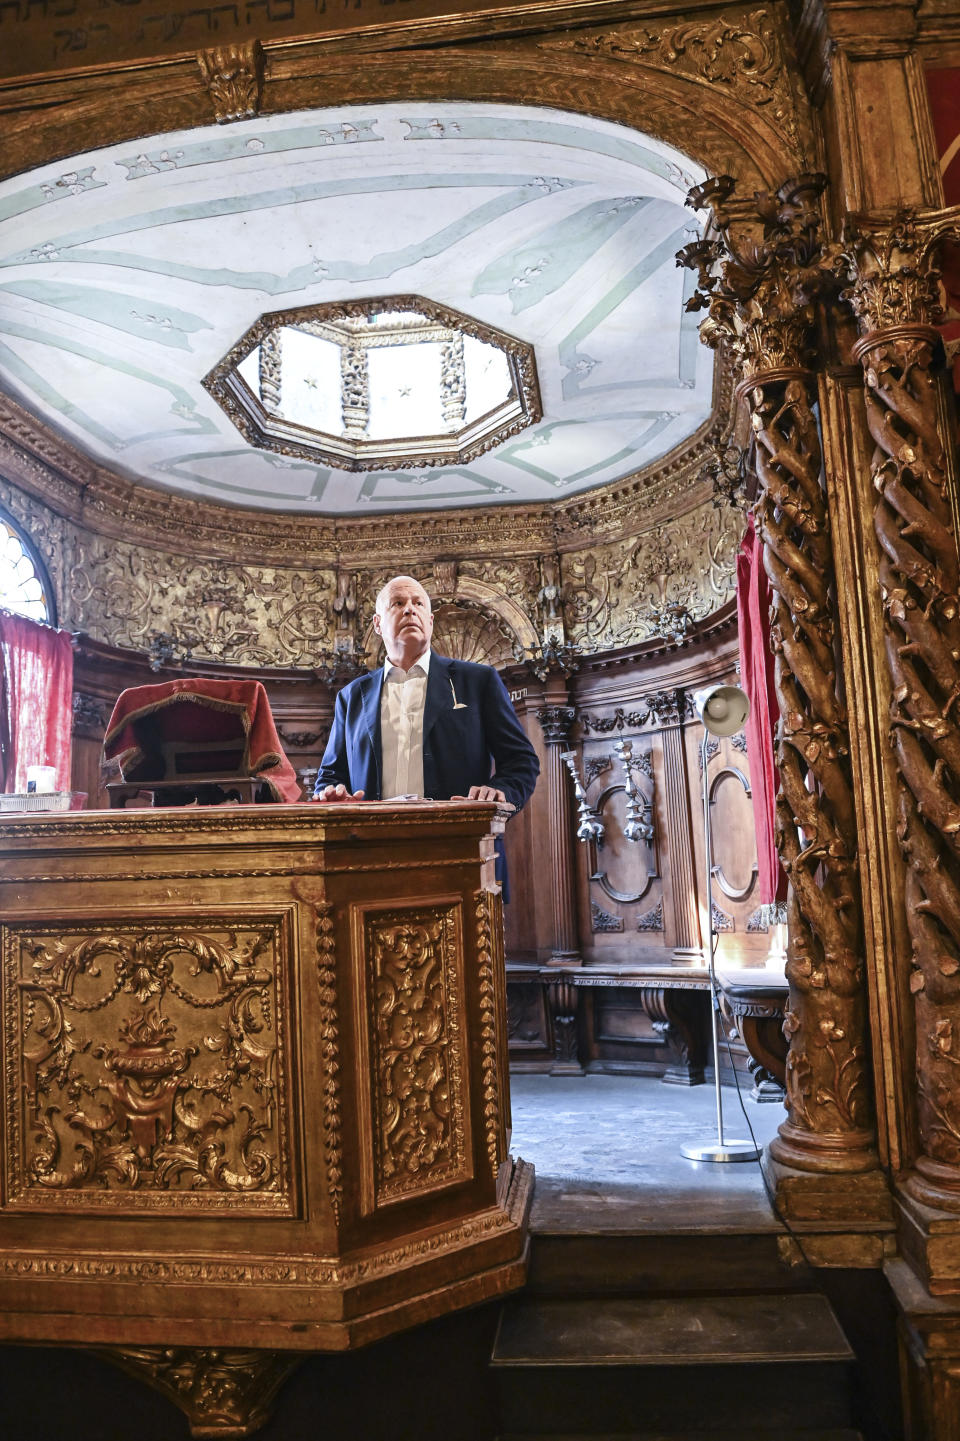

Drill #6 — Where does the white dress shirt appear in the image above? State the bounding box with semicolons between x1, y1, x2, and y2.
380;647;431;798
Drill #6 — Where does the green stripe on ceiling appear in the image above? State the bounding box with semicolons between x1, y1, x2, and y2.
357;469;513;503
156;450;329;502
115;118;384;180
472;197;653;314
398;115;695;187
559;224;692;400
0;338;124;449
497;413;678;487
0;175;584;269
0;279;212;349
0;321;217;444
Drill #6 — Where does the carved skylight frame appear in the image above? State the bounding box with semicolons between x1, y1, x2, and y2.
204;295;542;472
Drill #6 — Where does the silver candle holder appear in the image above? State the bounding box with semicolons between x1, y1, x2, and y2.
560;750;604;842
613;738;654;843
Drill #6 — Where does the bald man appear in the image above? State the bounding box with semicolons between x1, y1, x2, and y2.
314;575;539;845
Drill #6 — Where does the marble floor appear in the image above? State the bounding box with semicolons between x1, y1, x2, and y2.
509;1071;787;1233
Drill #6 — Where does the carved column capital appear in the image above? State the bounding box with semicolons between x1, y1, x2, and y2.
842;211;956;337
537;705;576;745
679;172;834;383
643;687;690;728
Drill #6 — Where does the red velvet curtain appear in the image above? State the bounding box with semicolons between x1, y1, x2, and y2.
0;611;74;794
737;516;788;906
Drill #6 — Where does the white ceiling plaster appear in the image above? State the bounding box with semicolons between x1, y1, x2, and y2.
0;103;712;515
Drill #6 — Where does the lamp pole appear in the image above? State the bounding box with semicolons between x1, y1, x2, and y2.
680;685;761;1164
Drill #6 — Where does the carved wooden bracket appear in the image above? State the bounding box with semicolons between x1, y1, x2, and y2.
197;40;264;125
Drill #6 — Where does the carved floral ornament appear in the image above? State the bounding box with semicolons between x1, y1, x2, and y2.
539;9;810;163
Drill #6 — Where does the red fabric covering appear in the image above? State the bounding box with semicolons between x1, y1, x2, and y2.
0;611;74;794
103;677;300;803
737;517;788;906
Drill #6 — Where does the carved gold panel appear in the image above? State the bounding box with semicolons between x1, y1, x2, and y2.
2;914;296;1213
358;903;472;1210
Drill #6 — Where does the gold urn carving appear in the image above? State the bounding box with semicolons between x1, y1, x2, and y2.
5;920;291;1211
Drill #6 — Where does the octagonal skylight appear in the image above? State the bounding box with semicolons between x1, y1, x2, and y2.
205;295;541;472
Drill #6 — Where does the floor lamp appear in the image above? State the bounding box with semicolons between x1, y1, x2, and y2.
680;683;761;1164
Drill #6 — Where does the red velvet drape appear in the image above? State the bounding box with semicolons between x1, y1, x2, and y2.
0;611;74;794
736;516;788;906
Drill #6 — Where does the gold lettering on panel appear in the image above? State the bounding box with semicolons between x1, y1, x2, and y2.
2;917;293;1212
363;905;470;1205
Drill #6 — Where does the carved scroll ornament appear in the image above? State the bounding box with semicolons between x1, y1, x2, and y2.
845;212;960;1203
680;175;875;1172
364;907;470;1204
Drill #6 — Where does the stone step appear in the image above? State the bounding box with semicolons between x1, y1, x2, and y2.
527;1231;808;1297
490;1293;855;1435
496;1432;864;1441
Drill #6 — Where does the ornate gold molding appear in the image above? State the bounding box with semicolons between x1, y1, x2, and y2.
475;892;501;1182
538;5;814;166
315;902;343;1227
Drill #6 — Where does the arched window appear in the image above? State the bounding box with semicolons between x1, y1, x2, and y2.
0;512;55;625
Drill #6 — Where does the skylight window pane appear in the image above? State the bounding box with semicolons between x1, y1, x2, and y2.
278;328;342;432
464;337;512;424
237;348;260;397
367;342;445;438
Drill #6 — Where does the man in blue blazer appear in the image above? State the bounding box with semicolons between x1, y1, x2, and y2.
314;576;539;825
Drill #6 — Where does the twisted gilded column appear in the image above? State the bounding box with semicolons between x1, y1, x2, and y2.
680;174;878;1180
845;212;960;1211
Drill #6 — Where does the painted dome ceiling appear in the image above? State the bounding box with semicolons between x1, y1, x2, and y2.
0;102;712;515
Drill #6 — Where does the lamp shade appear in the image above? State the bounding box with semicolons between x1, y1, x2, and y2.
693;684;749;737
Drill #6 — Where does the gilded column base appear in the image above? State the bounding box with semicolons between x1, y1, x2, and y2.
762;1148;894;1242
895;1183;960;1296
768;1119;882;1175
886;1256;960;1440
101;1347;299;1439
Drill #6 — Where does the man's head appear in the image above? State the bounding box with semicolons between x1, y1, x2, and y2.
373;575;434;669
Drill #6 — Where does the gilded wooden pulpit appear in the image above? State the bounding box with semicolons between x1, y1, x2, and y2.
0;801;532;1436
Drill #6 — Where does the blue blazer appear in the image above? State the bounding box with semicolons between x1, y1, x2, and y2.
314;654;539;812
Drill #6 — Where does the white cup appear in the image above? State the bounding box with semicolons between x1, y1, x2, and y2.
26;765;57;794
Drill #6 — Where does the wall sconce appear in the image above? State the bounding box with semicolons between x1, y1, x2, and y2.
518;639;586;681
560;750;604;842
613;738;654;843
147;631;193;672
651;601;693;648
312;646;369;685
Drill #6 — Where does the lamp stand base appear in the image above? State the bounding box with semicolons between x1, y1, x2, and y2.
680;1140;762;1163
